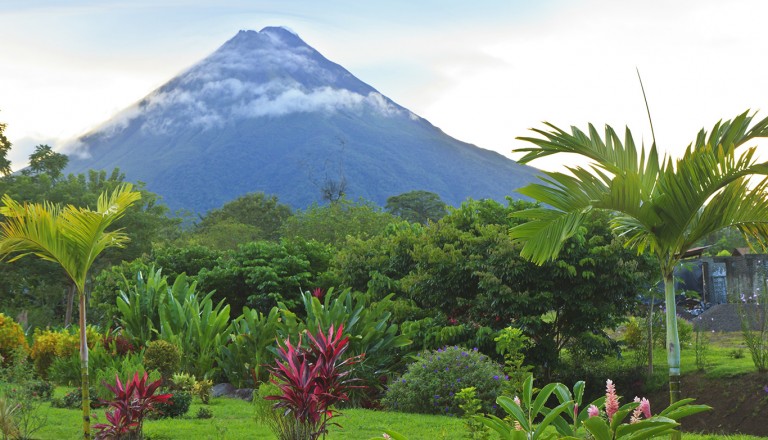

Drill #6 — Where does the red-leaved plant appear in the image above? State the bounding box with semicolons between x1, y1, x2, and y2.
265;324;364;440
93;372;172;440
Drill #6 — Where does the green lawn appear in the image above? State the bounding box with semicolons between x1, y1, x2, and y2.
32;395;465;440
29;394;768;440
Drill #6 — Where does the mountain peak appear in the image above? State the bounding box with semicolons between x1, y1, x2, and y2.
225;27;305;50
64;27;540;213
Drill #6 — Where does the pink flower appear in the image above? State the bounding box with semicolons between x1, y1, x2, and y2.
514;421;524;431
573;403;579;419
605;379;620;421
514;396;521;407
630;397;642;424
588;404;600;418
639;397;651;419
312;288;325;300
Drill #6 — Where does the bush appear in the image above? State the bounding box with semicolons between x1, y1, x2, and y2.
0;313;29;363
196;407;213;419
153;392;192;418
623;317;644;350
30;327;101;379
566;331;618;360
24;380;54;401
47;354;81;386
51;387;101;409
143;340;181;380
382;346;506;416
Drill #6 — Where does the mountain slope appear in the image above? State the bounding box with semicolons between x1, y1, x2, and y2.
64;27;540;213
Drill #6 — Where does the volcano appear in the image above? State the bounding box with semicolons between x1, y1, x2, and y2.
64;27;540;213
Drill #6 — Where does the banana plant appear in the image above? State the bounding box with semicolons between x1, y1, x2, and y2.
115;267;171;346
159;283;231;379
217;306;282;387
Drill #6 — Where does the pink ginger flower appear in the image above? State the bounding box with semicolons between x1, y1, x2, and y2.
513;396;521;407
605;379;620;421
588;404;600;418
629;396;651;423
630;397;642;424
514;421;524;431
639;397;651;419
573;403;579;419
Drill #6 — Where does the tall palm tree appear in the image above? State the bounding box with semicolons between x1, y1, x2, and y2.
0;184;141;440
509;110;768;406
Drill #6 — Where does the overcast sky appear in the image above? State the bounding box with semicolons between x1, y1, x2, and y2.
2;0;767;171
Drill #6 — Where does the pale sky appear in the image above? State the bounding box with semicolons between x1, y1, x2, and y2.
2;0;768;172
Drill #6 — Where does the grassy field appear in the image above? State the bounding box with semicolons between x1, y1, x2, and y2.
31;395;466;439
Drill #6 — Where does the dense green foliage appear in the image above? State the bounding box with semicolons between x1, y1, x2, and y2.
383;346;506;416
281;197;396;246
336;198;654;367
385;190;447;224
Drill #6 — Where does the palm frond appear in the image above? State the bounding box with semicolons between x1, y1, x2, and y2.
0;183;141;292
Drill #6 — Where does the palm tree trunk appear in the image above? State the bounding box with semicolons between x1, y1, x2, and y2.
65;283;76;327
664;273;681;440
78;290;91;439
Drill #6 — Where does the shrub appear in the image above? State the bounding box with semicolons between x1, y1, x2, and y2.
47;354;81;386
51;387;101;409
623;317;644;350
102;332;136;357
30;327;101;379
382;346;506;416
265;324;363;440
143;340;181;380
24;380;54;401
196;407;213;419
153;392;192;418
170;372;195;392
93;373;172;440
193;378;213;404
93;351;161;402
0;313;29;363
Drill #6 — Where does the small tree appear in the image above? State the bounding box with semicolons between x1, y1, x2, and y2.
0;184;141;439
510;110;768;409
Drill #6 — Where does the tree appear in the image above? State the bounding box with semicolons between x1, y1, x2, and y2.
385;190;447;224
509;110;768;407
0;184;141;439
195;192;292;242
280;197;396;246
0;115;11;177
0;168;178;327
23;144;69;179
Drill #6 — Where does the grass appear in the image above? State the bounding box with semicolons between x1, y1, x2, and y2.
27;395;768;440
30;393;465;440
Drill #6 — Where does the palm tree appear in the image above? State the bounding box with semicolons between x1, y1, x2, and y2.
509;110;768;406
0;184;141;439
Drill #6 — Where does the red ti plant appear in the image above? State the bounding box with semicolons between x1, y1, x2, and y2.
93;372;172;440
266;324;364;440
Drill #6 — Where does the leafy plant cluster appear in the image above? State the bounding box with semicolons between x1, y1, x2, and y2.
382;346;506;416
263;325;362;440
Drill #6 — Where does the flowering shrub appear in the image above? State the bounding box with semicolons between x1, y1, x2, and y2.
0;313;29;364
382;346;505;416
478;376;709;440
